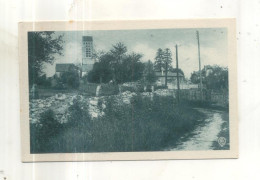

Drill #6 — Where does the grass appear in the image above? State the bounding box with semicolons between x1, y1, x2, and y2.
30;94;206;153
211;111;230;150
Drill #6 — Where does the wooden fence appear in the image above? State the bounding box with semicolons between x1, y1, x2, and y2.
179;89;229;107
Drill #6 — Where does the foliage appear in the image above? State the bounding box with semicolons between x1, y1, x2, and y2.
30;109;63;153
154;48;164;71
154;48;173;86
86;53;114;83
28;32;64;86
190;65;228;91
36;74;52;87
59;65;80;89
154;48;173;72
30;94;206;153
204;65;228;91
169;67;185;76
143;60;157;84
120;53;145;83
87;42;144;84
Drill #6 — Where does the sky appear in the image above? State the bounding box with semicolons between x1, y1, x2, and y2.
43;28;228;78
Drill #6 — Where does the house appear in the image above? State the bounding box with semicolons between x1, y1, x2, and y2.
55;63;78;77
155;69;184;86
54;35;95;78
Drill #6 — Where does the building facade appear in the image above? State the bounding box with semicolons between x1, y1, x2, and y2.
82;36;94;76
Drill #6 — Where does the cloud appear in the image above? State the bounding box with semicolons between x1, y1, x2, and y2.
164;42;228;78
61;42;82;64
44;42;82;77
131;43;156;62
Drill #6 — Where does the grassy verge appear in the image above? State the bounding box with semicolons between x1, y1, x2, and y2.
211;111;230;150
30;94;206;153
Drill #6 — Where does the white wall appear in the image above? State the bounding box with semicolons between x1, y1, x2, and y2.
1;0;260;179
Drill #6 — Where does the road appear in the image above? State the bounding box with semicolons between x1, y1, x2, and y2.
171;108;228;151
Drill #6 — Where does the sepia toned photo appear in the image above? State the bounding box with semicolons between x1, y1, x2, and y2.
19;20;238;161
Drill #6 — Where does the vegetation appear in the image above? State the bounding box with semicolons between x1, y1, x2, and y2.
30;94;205;153
143;60;157;85
28;32;64;86
154;48;173;86
190;65;228;91
30;109;63;152
87;42;145;84
60;70;80;89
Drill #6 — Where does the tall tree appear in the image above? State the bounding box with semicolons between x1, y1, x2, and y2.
143;60;157;84
163;48;172;87
87;43;144;84
28;32;64;86
110;42;127;82
87;53;114;83
121;52;144;83
154;48;164;72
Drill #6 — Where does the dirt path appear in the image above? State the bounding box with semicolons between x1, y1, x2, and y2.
171;108;227;151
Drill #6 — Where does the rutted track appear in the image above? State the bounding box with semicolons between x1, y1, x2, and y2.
171;108;227;151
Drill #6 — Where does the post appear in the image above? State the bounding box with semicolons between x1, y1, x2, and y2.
196;31;203;100
165;61;168;87
176;45;180;104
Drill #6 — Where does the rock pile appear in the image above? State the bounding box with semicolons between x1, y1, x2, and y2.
29;89;174;124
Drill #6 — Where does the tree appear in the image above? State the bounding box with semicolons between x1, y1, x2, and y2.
154;48;173;87
87;53;113;83
121;52;144;83
204;65;228;91
143;60;157;84
28;32;64;86
60;65;80;89
163;48;172;87
169;67;184;77
190;65;228;91
154;48;164;72
190;72;199;84
110;42;128;82
87;43;145;84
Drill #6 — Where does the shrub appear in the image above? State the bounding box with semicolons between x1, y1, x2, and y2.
30;94;206;153
30;109;63;153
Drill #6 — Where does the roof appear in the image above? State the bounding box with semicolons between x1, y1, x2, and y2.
56;63;76;72
82;64;94;72
155;71;184;77
82;36;93;41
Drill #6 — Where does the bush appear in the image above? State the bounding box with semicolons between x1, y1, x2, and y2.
30;109;63;153
30;95;206;153
129;95;205;150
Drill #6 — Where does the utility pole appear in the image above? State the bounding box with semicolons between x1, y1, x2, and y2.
196;31;203;100
164;48;171;88
165;60;168;88
176;45;180;104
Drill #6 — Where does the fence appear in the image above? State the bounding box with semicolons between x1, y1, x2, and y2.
79;83;98;96
179;89;229;107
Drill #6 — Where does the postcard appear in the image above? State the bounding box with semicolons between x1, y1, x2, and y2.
19;19;238;162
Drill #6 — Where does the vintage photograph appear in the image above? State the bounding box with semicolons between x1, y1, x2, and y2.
19;20;238;161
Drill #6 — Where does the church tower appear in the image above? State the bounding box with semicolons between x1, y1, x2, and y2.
82;36;94;75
